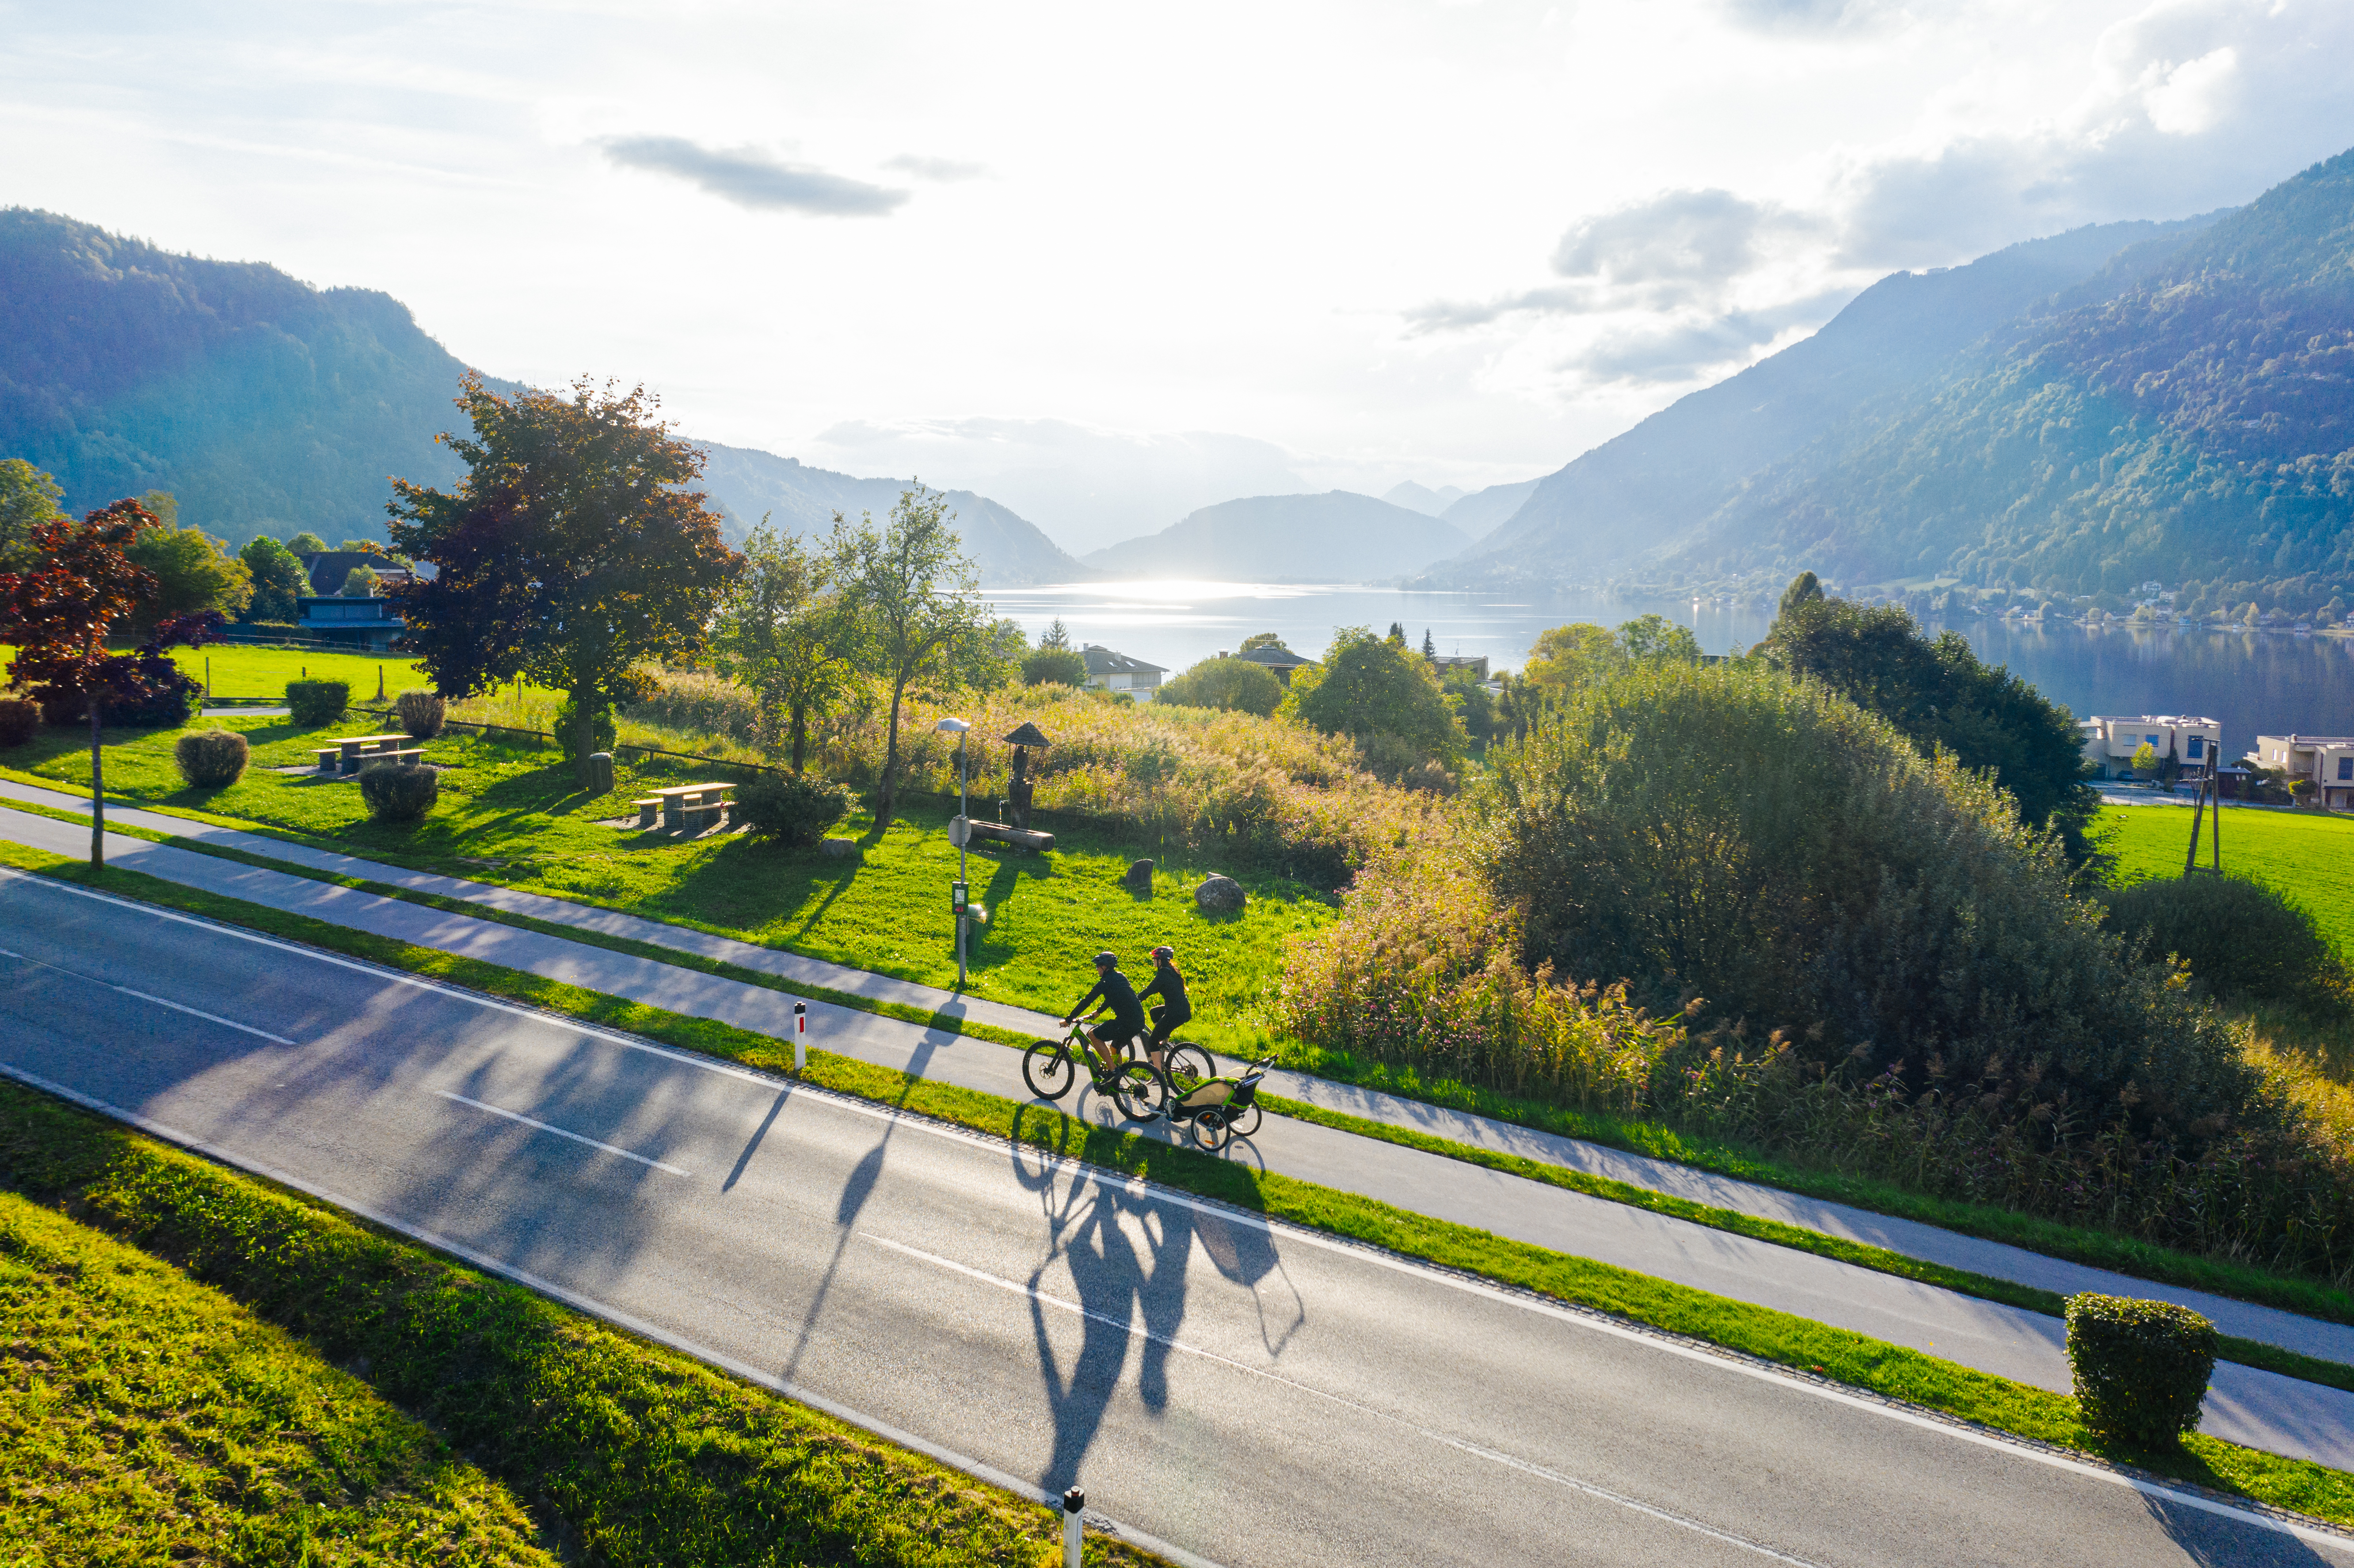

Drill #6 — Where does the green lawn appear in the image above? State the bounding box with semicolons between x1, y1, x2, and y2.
0;715;1329;1052
2;643;436;705
0;1190;554;1566
2103;803;2354;959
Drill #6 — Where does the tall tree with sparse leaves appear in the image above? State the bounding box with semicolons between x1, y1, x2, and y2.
387;375;740;782
716;518;865;773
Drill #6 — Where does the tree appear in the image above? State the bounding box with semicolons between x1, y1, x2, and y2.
287;531;328;554
386;375;740;782
1616;613;1702;665
1157;655;1283;715
1522;623;1624;689
1421;628;1436;659
715;518;865;772
838;485;999;819
339;563;381;597
123;524;253;634
238;536;309;622
0;459;65;571
1039;617;1072;650
1440;663;1495;746
1238;631;1288;655
0;501;217;868
338;538;385;555
1022;643;1089;687
137;490;179;528
1386;622;1406;644
2131;741;2159;775
1285;625;1466;761
1778;570;1825;621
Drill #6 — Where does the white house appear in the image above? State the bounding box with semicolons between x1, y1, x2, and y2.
2253;735;2354;810
1081;644;1166;699
2079;715;2223;780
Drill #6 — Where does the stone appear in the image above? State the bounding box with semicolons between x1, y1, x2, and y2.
819;837;859;859
585;751;615;795
1194;874;1246;914
1123;857;1154;894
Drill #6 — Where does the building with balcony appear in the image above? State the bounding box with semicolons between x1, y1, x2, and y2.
1082;644;1166;698
296;595;405;651
2253;735;2354;810
2079;714;2224;779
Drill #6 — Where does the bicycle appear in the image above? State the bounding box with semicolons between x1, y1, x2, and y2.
1024;1021;1167;1121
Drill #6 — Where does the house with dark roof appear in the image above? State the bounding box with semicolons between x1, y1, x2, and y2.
295;595;405;651
296;551;414;596
1081;644;1167;699
1225;643;1317;685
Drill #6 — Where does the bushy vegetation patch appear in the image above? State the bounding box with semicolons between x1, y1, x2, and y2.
1157;656;1284;716
734;770;853;847
2103;875;2349;1013
286;678;351;727
0;696;36;747
358;762;439;823
618;666;761;745
392;687;446;738
2065;1294;2219;1450
0;1189;553;1566
173;728;249;788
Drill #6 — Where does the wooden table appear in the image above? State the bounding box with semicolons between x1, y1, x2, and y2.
325;733;412;774
641;782;734;830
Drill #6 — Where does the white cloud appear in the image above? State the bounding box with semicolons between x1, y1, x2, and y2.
600;137;906;216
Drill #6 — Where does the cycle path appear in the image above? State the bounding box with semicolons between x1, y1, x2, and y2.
7;778;2354;1393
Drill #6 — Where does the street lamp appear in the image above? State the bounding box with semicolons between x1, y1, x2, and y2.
936;716;972;985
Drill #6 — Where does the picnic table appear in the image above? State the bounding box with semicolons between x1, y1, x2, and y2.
633;781;735;831
316;733;419;775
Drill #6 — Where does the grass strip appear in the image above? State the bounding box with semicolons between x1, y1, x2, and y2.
0;1189;555;1567
0;1091;1157;1568
3;838;2352;1533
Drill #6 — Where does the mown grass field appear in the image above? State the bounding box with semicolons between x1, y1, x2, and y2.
2103;803;2354;960
0;1189;555;1567
0;713;1330;1052
2;643;436;705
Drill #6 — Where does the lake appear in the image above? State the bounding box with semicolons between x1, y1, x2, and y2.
985;578;2354;761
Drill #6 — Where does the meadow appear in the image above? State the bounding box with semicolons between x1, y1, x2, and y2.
2103;802;2354;961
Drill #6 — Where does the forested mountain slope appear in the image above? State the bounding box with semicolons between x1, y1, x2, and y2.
1085;490;1470;581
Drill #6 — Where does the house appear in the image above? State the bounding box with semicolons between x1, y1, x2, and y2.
1225;644;1318;685
296;551;413;597
1431;654;1489;681
1081;644;1166;698
296;595;405;651
2253;735;2354;810
2078;715;2224;780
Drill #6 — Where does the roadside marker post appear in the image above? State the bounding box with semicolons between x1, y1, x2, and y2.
792;1001;807;1073
1062;1486;1084;1567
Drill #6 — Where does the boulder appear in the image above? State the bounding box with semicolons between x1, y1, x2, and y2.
819;837;860;859
1123;857;1154;894
1194;874;1246;915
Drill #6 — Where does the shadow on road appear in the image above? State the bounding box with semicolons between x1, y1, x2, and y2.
2140;1488;2344;1566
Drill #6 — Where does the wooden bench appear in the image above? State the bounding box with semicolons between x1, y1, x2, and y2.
644;782;734;831
632;797;664;829
327;732;412;774
313;748;343;773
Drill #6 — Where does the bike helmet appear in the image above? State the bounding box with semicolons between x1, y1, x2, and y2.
1150;945;1175;964
1093;950;1118;967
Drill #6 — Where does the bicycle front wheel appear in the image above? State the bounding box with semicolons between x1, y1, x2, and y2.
1024;1039;1076;1101
1162;1042;1215;1098
1110;1061;1166;1121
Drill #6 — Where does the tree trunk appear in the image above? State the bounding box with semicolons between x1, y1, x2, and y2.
571;681;598;786
789;702;809;774
877;675;907;820
87;697;104;871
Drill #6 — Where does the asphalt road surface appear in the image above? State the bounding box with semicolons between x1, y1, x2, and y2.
3;867;2347;1567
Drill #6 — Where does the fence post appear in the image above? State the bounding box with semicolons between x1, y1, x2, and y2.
1062;1487;1084;1567
793;1001;807;1073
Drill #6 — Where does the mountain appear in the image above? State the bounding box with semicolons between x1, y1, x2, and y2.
695;443;1087;583
1665;149;2354;609
1440;478;1541;539
0;208;1078;583
1083;491;1471;581
1382;480;1465;516
1418;211;2229;588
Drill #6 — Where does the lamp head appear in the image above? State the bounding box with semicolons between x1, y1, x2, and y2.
934;716;971;735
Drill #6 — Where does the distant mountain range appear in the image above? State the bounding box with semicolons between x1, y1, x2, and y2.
1420;145;2354;615
0;209;1084;584
1082;491;1470;581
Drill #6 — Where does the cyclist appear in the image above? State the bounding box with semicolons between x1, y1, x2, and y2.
1136;944;1191;1074
1063;950;1147;1076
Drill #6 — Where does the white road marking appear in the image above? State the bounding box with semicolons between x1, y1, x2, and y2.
6;864;2352;1553
433;1088;690;1176
859;1231;1826;1565
0;939;298;1044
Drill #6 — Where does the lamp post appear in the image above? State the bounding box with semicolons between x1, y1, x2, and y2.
936;716;972;985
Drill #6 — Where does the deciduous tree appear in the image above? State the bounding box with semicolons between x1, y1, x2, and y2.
125;523;253;632
715;518;864;773
1285;625;1466;763
0;459;65;571
237;536;309;622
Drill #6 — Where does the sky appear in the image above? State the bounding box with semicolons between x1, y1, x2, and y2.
6;0;2354;554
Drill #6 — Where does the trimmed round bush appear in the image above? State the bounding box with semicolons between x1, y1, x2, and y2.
358;761;439;823
0;697;37;748
286;679;351;727
392;688;446;739
2101;874;2346;1012
2065;1294;2217;1448
1156;656;1283;716
734;771;853;847
175;729;250;788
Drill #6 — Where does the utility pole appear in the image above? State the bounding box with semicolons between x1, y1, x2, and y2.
936;716;972;986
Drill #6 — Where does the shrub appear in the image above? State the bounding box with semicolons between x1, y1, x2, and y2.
174;730;249;788
1156;656;1283;716
734;771;854;847
2064;1294;2217;1448
555;697;616;761
0;698;36;747
1021;647;1090;688
358;762;439;823
2101;874;2346;1012
285;680;350;727
391;688;446;739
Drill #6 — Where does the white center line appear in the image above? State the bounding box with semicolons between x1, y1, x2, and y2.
433;1089;691;1176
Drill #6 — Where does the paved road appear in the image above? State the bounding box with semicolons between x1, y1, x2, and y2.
2;869;2350;1565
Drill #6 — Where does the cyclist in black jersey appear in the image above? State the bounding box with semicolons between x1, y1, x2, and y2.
1063;951;1146;1073
1136;944;1191;1075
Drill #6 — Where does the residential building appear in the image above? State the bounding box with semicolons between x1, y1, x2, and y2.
1431;653;1489;681
296;595;405;651
1081;644;1166;698
296;550;413;596
2078;714;2224;779
1226;643;1318;685
2253;735;2354;810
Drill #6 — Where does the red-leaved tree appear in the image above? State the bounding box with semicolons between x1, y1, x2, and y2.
0;499;219;868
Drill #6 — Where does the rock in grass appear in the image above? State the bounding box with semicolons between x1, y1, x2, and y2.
1124;858;1154;894
819;837;859;859
1195;874;1245;914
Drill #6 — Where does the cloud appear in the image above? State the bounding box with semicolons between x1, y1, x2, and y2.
1718;0;1931;34
1551;187;1824;295
881;154;987;183
599;136;906;216
1556;288;1858;386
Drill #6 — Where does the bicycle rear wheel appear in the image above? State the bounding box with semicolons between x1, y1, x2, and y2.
1110;1061;1166;1121
1023;1039;1076;1101
1161;1042;1214;1098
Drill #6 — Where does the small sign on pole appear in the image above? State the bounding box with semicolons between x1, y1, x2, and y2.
948;814;971;848
951;879;969;916
793;1000;807;1072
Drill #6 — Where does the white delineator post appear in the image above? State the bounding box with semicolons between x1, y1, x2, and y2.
793;1001;807;1073
1062;1486;1084;1567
